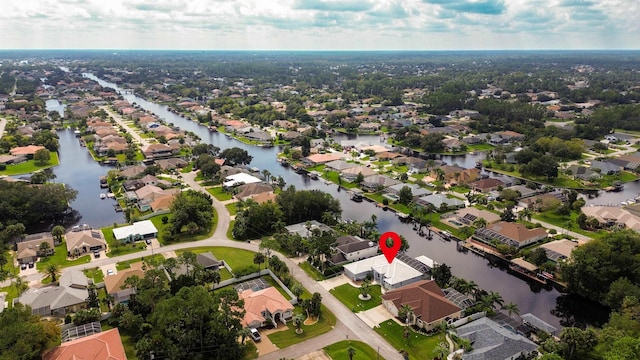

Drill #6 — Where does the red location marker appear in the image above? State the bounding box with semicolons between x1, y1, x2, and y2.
379;231;402;264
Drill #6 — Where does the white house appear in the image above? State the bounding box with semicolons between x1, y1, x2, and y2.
223;173;262;188
343;254;429;290
112;220;158;243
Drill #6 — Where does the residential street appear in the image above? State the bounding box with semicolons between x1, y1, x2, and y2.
5;170;403;360
101;105;150;147
0;117;7;139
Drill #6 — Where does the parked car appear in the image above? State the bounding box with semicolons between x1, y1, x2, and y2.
28;262;34;269
20;264;26;270
249;328;261;342
94;250;100;258
107;269;114;276
145;238;152;245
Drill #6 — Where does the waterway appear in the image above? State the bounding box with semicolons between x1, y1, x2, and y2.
75;73;619;328
45;99;66;117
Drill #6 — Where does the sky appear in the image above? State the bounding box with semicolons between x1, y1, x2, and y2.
1;0;638;50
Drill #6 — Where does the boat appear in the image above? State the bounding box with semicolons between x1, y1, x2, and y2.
308;171;319;180
541;271;554;280
208;126;218;132
100;193;107;199
349;189;364;202
99;176;108;188
475;161;482;169
74;129;81;138
508;264;547;285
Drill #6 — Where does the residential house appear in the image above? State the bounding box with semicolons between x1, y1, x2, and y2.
343;254;431;290
443;138;464;152
244;130;273;144
119;165;147;179
539;239;578;264
285;220;333;238
589;160;622;175
239;287;294;329
474;222;547;249
223;172;262;188
303;153;344;166
43;328;127;360
469;178;505;193
134;185;178;211
142;143;174;159
567;165;601;181
0;154;27;165
65;228;107;257
328;235;378;265
112;220;158;243
325;159;357;172
433;165;479;185
122;179;144;192
456;317;538;360
234;183;274;201
9;145;46;158
15;270;89;316
580;206;640;231
452;207;501;226
385;183;432;200
361;174;401;191
139;174;160;186
340;166;376;181
104;262;146;304
415;194;465;211
16;233;56;265
155;157;188;171
149;193;177;212
381;280;463;331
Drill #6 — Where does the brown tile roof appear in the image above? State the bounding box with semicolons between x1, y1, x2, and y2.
43;328;127;360
488;222;547;244
104;262;145;295
470;178;505;190
239;287;294;328
10;145;46;156
381;280;461;323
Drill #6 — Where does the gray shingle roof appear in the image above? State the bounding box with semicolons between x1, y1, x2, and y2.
457;317;537;360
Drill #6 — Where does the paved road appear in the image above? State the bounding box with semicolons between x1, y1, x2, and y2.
0;117;7;139
101;105;150;147
6;171;403;360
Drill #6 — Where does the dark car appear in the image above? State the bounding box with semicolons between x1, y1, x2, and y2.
94;250;101;258
145;238;152;245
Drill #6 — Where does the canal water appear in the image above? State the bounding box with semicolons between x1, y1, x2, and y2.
73;73;619;328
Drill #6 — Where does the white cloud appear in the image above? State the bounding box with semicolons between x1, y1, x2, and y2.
0;0;637;50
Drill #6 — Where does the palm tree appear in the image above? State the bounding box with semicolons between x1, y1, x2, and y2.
291;283;304;303
472;217;487;228
518;207;532;223
238;327;252;344
359;279;372;300
347;345;356;360
432;342;449;360
12;274;28;295
39;242;51;256
502;301;520;319
253;252;266;270
45;264;60;283
487;291;505;310
435;167;445;182
293;313;305;334
261;169;271;183
51;225;65;243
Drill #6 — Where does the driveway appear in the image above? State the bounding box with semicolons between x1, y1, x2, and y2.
318;274;351;291
253;326;287;356
100;264;117;277
357;304;393;328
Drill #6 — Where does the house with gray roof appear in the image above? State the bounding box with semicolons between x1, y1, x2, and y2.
456;317;538;360
590;160;622;175
15;270;89;316
329;235;378;265
415;194;465;210
361;174;401;191
285;220;333;238
385;183;432;200
325;159;357;172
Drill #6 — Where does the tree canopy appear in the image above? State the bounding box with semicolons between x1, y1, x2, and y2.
0;303;60;360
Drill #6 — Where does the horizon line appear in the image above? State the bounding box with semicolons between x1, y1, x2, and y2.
1;48;640;52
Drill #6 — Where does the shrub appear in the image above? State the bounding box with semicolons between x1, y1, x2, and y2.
161;216;169;224
233;265;259;277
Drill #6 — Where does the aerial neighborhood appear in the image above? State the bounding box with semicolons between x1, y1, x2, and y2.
1;50;640;360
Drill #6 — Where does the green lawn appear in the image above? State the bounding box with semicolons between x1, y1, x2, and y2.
208;186;234;201
268;305;336;348
299;261;325;281
227;220;235;240
36;242;91;271
226;203;238;216
468;143;495;151
0;284;22;309
176;246;256;270
0;152;60;175
83;267;105;283
147;211;217;245
323;170;358;189
532;211;606;239
330;283;382;312
375;320;445;360
324;340;379;360
101;226;147;258
116;254;165;271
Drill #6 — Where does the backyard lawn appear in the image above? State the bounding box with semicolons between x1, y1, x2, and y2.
36;242;91;271
226;202;238;216
268;305;336;348
83;267;105;283
330;283;382;312
375;320;445;360
176;246;256;271
207;186;233;201
324;340;379;360
0;152;60;175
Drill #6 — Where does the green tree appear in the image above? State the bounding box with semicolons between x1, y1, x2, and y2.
472;217;487;228
169;190;213;236
45;264;60;283
359;279;372;300
432;263;452;288
86;283;100;308
502;301;520;318
33;148;51;165
51;225;65;243
559;327;598;360
0;303;60;360
220;147;253;165
72;308;101;325
432;342;450;360
347;344;356;360
354;172;364;185
39;241;51;256
398;185;413;205
253;252;265;270
291;282;304;303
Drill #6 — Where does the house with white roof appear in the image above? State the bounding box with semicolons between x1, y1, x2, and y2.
112;220;158;243
343;254;430;290
223;172;262;188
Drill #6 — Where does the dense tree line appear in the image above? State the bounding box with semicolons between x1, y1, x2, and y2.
0;304;60;360
164;190;214;241
561;230;640;311
0;181;77;239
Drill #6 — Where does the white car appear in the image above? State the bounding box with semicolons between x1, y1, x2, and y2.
249;328;261;342
106;269;114;276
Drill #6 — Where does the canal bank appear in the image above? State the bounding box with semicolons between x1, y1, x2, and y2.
79;72;615;329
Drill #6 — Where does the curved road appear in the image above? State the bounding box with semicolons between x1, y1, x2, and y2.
8;171;403;360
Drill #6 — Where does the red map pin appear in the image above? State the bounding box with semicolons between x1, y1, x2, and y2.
379;231;402;264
